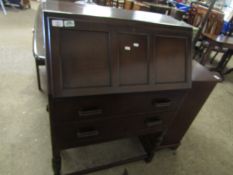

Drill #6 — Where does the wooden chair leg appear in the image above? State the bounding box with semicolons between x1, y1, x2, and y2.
35;61;42;91
210;51;219;64
193;46;202;60
200;45;213;65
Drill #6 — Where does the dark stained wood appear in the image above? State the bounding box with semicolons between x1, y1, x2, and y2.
35;2;218;175
159;60;218;149
53;112;173;149
155;36;187;83
60;30;111;88
118;33;148;85
52;90;185;122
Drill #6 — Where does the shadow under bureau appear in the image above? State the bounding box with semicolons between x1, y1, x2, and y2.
36;1;218;175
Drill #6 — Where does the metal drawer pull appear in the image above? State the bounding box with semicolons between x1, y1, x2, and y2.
145;117;162;127
77;129;99;138
153;99;171;108
78;108;102;117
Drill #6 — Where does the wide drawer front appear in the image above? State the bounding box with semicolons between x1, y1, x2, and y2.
53;112;175;149
51;91;185;122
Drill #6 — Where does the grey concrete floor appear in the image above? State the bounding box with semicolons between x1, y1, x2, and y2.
0;2;233;175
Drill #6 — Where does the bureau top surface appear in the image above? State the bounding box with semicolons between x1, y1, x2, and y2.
42;1;192;29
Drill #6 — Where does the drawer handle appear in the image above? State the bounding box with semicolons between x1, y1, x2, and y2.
152;99;171;108
145;117;162;127
77;129;99;138
78;108;102;117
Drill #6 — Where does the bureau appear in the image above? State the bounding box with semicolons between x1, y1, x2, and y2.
35;1;217;175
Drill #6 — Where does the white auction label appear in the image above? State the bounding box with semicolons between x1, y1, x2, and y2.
64;20;75;27
51;20;64;27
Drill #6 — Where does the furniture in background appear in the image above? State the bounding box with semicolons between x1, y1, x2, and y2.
188;2;226;64
200;33;233;79
6;0;31;9
187;2;233;79
21;0;30;8
35;1;218;174
95;0;187;18
132;1;149;11
170;7;186;20
143;2;172;15
188;3;224;36
194;12;225;62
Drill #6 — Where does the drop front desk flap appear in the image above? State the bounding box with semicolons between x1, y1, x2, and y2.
43;1;192;97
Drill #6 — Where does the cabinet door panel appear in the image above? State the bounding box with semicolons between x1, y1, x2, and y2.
155;36;186;83
118;34;148;85
60;30;111;88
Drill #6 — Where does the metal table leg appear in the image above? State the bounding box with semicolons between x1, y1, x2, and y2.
0;0;7;15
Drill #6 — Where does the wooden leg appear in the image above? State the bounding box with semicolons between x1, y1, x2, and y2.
52;155;61;175
144;150;155;163
51;138;61;175
193;45;204;60
210;51;219;64
123;168;129;175
200;44;213;65
216;51;230;70
139;136;155;163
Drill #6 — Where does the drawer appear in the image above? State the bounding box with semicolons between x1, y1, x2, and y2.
53;112;175;149
51;91;185;122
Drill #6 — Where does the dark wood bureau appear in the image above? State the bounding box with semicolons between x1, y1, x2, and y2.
35;1;217;175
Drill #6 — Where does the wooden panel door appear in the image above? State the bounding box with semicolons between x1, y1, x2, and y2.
118;33;149;86
60;30;111;88
154;36;187;83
